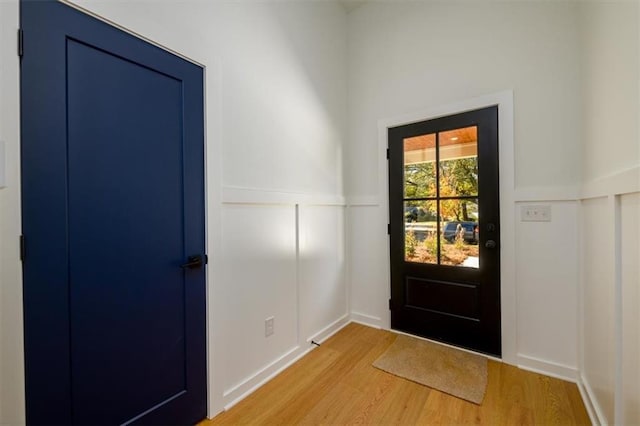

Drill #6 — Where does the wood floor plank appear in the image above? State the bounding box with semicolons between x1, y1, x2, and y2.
202;323;590;425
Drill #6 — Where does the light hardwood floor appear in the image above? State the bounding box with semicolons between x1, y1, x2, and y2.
203;323;590;425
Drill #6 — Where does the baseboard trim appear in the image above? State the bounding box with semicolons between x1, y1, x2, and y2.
216;321;598;421
579;374;608;425
349;312;383;328
577;375;602;426
516;354;578;383
222;345;306;409
221;316;351;412
305;314;350;344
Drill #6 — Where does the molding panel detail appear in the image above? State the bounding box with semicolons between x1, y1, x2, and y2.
216;200;348;411
222;186;346;206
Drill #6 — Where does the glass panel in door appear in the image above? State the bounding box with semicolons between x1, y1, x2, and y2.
438;126;479;268
403;126;479;267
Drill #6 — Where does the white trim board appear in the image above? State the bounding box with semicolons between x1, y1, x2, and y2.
576;380;599;426
581;165;640;200
516;354;579;383
376;90;517;366
579;374;608;426
305;314;351;344
222;185;346;206
61;0;204;67
215;319;593;420
218;315;351;414
489;165;639;203
222;345;303;401
612;194;623;425
349;312;384;329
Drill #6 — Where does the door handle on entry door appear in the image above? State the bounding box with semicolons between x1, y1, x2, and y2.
181;255;204;269
485;240;497;249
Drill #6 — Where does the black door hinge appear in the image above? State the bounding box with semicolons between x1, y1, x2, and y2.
17;29;23;58
387;223;391;235
204;254;208;265
386;148;390;159
19;235;25;262
389;299;393;310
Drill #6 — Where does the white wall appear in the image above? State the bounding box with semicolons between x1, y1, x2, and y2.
515;201;579;374
348;205;388;326
216;201;348;408
581;196;615;422
347;1;583;376
298;205;347;341
218;205;298;397
578;2;639;424
2;1;638;423
347;1;583;196
580;190;640;426
0;0;348;421
0;0;25;424
620;193;639;426
581;2;639;183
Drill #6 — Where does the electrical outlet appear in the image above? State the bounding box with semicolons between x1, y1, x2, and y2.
521;204;551;222
265;317;274;337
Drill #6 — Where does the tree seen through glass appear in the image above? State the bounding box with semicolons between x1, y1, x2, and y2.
403;126;480;267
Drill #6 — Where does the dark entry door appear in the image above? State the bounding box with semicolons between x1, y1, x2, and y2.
388;106;501;356
21;1;206;424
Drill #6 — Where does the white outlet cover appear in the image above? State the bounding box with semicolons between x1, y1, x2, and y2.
521;204;552;222
265;316;274;337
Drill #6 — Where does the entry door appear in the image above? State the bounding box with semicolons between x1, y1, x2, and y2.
388;106;501;356
21;1;206;424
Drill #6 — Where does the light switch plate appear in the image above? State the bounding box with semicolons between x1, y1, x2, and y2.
521;204;551;222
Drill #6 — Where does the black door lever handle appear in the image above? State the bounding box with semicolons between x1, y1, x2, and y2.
181;255;203;269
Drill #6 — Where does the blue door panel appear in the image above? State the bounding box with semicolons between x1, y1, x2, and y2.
67;39;186;424
21;1;206;424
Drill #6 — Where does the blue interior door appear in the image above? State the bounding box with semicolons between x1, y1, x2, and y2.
20;1;207;424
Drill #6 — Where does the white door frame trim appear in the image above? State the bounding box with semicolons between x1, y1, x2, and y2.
376;90;516;365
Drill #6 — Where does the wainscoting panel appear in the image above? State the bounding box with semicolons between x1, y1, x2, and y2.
581;196;615;424
219;204;299;396
620;193;639;425
216;191;348;409
298;205;348;341
515;201;579;373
